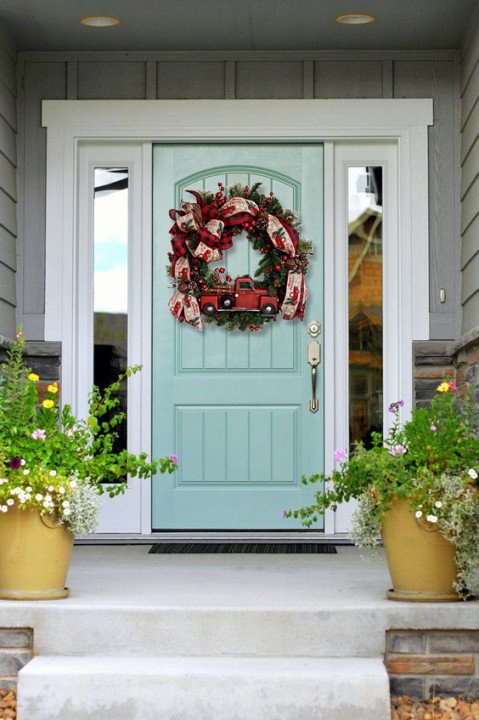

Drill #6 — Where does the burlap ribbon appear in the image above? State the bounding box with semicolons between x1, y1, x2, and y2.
168;190;307;329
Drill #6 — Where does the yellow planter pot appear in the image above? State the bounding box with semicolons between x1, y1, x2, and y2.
382;497;459;602
0;507;73;600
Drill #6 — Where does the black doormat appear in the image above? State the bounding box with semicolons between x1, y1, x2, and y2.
148;543;337;554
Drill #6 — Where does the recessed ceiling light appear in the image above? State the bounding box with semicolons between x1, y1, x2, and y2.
336;13;376;25
80;16;120;28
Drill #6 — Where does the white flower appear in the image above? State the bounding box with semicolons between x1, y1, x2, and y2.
415;510;423;519
45;494;52;503
47;485;54;492
0;478;7;485
0;505;8;513
49;470;57;477
63;508;71;516
58;487;65;495
70;480;77;488
6;499;14;506
20;459;26;466
26;486;32;492
435;501;443;508
23;469;30;475
468;468;478;480
426;514;438;523
35;493;43;501
24;493;32;500
62;501;70;508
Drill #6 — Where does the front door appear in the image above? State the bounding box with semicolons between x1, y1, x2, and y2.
152;144;323;530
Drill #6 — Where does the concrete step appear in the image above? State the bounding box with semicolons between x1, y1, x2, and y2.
18;655;391;720
5;601;479;659
13;606;390;658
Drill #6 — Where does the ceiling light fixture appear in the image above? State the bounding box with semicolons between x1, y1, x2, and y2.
80;16;120;28
335;13;376;25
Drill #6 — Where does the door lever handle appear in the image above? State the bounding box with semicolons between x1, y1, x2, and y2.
307;341;320;413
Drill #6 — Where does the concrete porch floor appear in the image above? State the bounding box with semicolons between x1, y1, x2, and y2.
4;545;479;720
2;544;477;651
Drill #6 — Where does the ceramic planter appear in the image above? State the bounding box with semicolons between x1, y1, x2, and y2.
381;497;459;602
0;507;73;600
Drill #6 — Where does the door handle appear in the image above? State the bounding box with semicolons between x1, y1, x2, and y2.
307;340;320;413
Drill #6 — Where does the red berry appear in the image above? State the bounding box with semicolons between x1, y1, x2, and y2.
275;265;280;271
216;192;222;198
218;182;222;187
269;192;274;196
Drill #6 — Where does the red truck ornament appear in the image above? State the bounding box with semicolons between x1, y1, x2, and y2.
200;275;278;318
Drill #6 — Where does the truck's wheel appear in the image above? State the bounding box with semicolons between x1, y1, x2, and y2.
220;294;235;310
261;302;277;316
202;302;218;317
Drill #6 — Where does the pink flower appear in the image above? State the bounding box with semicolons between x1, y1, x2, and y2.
169;454;178;464
389;444;407;457
334;449;348;463
430;424;437;432
31;429;46;441
449;382;456;392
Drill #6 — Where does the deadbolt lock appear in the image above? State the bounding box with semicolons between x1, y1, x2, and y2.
308;320;321;338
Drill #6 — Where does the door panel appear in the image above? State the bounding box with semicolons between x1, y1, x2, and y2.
152;145;323;529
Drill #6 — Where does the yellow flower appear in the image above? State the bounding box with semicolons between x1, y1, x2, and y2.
437;381;450;393
47;383;59;394
42;399;55;409
27;373;39;382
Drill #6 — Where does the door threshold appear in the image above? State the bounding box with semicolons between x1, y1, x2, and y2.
75;532;351;545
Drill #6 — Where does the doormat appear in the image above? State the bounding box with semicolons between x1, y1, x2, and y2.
148;543;337;554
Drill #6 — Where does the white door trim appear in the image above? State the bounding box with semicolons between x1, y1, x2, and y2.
43;99;433;535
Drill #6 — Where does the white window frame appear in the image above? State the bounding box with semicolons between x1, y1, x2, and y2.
42;99;432;536
326;142;398;533
76;143;152;533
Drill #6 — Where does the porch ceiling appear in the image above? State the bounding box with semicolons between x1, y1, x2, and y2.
0;0;476;52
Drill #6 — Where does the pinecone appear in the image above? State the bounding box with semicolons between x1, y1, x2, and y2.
255;213;268;231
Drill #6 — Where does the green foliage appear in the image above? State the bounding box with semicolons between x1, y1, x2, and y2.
204;311;273;333
286;383;479;597
0;329;178;532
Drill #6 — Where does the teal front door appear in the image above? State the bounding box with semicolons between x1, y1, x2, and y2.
152;145;323;530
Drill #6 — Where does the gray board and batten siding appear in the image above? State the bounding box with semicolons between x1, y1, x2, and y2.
461;7;479;336
16;49;461;341
0;28;17;340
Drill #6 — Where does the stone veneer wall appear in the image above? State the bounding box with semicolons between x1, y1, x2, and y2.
386;630;479;699
0;629;33;691
453;328;479;404
0;335;61;397
414;327;479;410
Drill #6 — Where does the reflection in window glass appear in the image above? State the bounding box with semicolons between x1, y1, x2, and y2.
93;168;128;453
348;167;383;447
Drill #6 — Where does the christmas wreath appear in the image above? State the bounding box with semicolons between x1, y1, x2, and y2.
167;182;312;332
